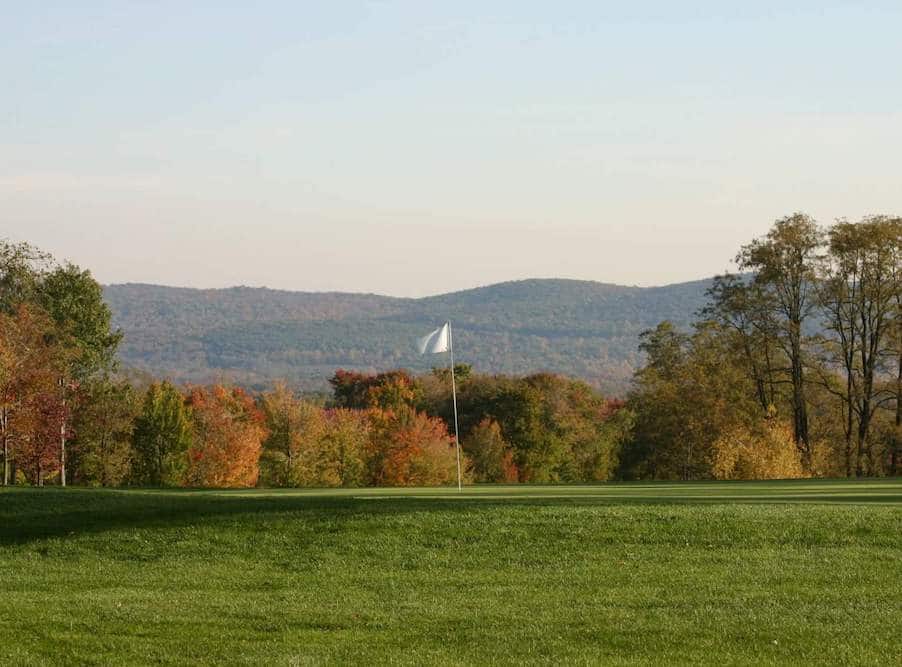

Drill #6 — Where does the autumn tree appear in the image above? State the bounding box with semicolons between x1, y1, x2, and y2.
278;400;328;486
261;385;371;488
366;406;465;487
130;382;194;486
0;305;72;485
18;384;72;486
0;240;120;382
186;385;267;488
420;369;630;482
0;241;121;486
738;213;823;461
711;415;806;480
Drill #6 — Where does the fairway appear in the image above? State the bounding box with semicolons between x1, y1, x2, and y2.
1;480;900;665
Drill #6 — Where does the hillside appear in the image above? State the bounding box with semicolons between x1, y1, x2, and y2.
103;278;712;394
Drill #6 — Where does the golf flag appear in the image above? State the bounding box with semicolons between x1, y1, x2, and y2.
417;322;450;354
416;320;463;491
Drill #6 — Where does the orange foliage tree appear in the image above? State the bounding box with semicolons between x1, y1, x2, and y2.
185;385;267;487
366;406;467;487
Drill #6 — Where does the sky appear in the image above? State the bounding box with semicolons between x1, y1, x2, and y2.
2;2;901;297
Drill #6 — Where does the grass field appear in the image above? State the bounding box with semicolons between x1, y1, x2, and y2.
1;480;900;666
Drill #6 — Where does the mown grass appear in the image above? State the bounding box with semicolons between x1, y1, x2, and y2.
1;479;900;665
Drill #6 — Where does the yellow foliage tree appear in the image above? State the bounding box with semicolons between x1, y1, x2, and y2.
711;418;807;480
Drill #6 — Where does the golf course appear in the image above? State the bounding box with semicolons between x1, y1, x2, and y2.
1;479;900;665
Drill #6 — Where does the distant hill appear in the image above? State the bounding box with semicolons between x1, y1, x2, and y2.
103;278;713;395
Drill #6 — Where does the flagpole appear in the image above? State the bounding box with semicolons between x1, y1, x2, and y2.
448;321;462;492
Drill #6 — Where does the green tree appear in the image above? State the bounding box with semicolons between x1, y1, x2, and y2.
72;375;138;486
703;274;781;412
321;408;368;487
463;418;517;483
622;321;762;480
37;263;122;379
130;382;193;486
259;382;303;486
0;240;53;314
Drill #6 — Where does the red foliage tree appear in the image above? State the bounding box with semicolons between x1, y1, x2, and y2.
1;305;73;485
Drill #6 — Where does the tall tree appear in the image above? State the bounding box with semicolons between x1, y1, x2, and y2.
817;217;901;475
892;234;902;476
738;213;823;461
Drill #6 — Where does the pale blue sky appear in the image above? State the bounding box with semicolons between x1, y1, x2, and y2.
3;2;901;296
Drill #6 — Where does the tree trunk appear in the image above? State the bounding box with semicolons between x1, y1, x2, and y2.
844;371;854;477
856;406;870;478
1;408;8;486
789;323;810;462
60;418;67;487
894;351;901;476
156;435;164;486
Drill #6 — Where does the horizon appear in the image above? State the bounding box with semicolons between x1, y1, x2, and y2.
101;272;717;298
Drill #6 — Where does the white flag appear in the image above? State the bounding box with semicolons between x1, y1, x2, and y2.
417;323;450;354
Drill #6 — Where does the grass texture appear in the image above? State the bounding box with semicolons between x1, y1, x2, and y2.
1;479;900;665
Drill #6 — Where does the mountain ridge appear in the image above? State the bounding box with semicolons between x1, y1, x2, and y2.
105;276;708;299
104;277;714;395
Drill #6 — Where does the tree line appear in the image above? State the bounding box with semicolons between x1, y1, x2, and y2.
0;239;630;487
620;213;901;479
2;213;899;487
